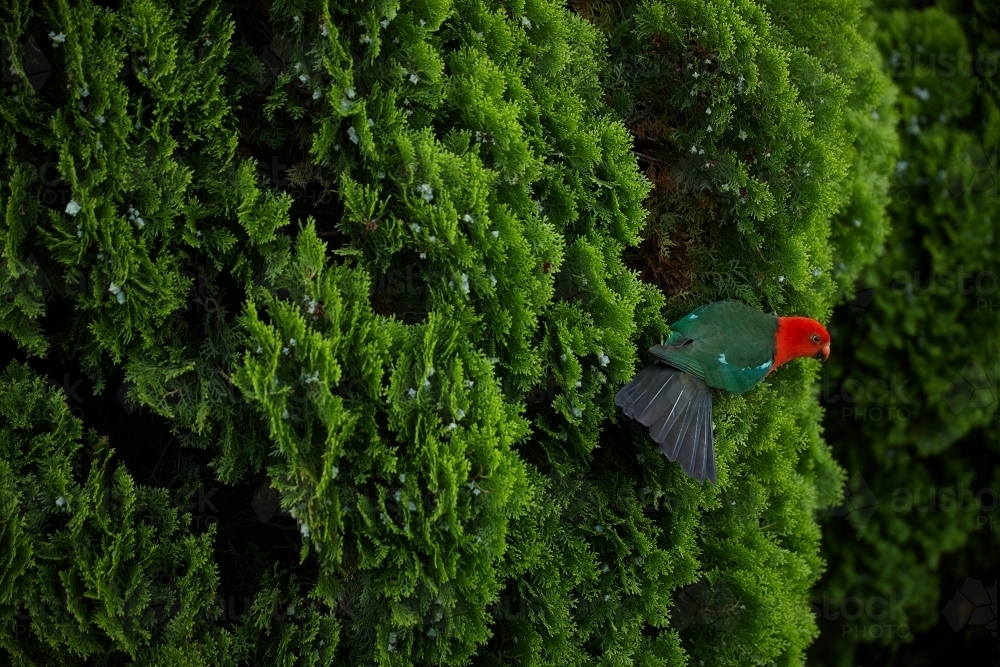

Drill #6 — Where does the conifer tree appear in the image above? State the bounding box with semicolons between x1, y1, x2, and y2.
1;0;898;665
812;2;1000;664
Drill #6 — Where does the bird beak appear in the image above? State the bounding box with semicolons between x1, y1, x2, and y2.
814;344;830;362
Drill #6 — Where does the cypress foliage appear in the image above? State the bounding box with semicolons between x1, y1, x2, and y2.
812;2;1000;664
568;0;898;664
0;1;898;666
0;361;229;665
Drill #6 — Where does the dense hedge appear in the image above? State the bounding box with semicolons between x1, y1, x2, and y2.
811;1;1000;664
1;0;897;665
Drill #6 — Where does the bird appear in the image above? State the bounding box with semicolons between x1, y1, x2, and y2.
614;299;831;485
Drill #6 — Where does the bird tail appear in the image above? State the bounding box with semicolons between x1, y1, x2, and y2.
614;363;717;485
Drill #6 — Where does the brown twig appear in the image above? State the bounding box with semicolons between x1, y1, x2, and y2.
633;151;672;167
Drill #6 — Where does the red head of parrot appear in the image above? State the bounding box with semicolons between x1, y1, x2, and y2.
770;316;831;374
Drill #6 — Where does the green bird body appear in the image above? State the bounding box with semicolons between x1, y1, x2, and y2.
650;300;778;395
616;300;831;485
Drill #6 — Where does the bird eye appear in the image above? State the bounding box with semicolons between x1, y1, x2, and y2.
810;333;821;344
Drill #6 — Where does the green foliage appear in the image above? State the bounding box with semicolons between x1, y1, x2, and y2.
0;361;228;665
228;1;657;662
812;2;1000;664
0;0;900;665
589;0;898;318
574;0;899;663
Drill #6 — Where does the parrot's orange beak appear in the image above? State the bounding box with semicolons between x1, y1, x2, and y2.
813;344;830;362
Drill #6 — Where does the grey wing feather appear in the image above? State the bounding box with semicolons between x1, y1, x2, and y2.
615;363;667;412
615;363;717;485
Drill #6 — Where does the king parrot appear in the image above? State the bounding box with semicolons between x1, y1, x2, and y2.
614;300;831;485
